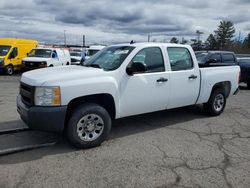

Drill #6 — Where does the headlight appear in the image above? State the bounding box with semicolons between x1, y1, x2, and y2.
34;86;61;106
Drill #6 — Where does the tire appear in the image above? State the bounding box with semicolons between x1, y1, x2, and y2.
6;65;14;75
204;88;226;116
66;62;69;65
49;64;53;67
67;103;111;148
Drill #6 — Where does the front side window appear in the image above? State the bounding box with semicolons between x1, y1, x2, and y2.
0;45;11;56
131;47;165;73
167;47;193;71
9;47;18;59
28;49;52;58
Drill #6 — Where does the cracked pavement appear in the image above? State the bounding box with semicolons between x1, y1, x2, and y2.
0;75;250;188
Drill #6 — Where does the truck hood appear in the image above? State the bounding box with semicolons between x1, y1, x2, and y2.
22;57;51;62
21;66;107;86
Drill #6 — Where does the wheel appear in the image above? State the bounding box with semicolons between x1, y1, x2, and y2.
66;62;69;65
6;65;14;75
204;88;226;116
247;82;250;89
67;103;111;148
49;64;53;67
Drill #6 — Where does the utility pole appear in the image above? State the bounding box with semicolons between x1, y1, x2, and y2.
147;34;150;42
82;34;85;47
64;30;67;47
196;30;203;50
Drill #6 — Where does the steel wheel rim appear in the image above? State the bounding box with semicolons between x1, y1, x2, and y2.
76;114;104;142
7;67;13;75
213;93;225;112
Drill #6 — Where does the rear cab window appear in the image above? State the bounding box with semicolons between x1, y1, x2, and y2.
167;47;193;71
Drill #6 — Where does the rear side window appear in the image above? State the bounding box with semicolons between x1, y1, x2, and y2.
132;47;165;73
167;47;193;71
222;54;235;62
210;54;221;63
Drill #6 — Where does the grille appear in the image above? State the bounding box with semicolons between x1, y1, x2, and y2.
24;61;42;68
20;82;35;106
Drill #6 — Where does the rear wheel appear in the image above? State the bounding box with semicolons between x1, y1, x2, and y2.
67;103;111;148
6;65;14;75
204;88;226;116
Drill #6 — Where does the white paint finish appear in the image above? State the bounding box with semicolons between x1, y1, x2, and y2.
22;48;71;67
119;72;170;118
19;43;240;119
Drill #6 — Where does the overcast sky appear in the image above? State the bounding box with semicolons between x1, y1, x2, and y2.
0;0;249;45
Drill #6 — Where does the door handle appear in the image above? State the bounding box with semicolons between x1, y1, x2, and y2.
157;77;168;83
188;75;198;79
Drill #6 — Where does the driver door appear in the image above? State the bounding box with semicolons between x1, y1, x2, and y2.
119;47;170;118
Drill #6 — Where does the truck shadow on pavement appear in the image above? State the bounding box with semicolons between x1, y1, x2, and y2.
0;105;208;164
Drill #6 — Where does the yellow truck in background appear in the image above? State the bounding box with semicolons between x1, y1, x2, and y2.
0;38;38;75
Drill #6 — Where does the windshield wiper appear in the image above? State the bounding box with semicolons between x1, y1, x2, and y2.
84;64;101;69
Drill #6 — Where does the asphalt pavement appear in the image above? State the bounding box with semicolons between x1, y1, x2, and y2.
0;75;250;188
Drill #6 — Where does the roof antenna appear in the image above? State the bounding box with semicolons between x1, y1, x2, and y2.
130;40;136;44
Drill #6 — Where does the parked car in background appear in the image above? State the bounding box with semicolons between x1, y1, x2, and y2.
22;48;71;71
85;45;105;60
237;57;250;89
0;38;38;75
70;50;85;65
17;43;240;148
195;51;238;67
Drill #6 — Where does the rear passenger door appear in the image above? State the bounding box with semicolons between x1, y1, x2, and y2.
166;47;200;109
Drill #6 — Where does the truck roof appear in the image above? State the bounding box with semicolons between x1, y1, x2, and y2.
111;42;191;48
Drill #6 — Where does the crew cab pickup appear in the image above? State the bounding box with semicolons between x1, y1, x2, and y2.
17;43;240;148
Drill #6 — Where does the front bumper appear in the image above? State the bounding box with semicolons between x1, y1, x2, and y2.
17;94;67;132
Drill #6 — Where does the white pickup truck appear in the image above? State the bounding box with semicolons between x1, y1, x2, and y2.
17;43;240;148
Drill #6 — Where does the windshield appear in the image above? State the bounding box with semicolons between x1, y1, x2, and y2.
70;52;82;57
0;45;11;56
195;52;208;62
84;46;135;71
28;49;52;58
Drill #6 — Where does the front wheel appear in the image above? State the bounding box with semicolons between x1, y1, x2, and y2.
6;65;14;75
67;103;111;148
204;88;226;116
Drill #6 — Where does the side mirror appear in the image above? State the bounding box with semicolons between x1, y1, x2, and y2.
126;62;147;75
52;53;57;59
207;58;217;64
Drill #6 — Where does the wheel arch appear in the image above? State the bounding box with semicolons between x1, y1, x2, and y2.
65;93;116;129
211;81;231;98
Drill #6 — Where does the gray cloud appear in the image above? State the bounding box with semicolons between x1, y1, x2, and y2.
0;0;249;44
